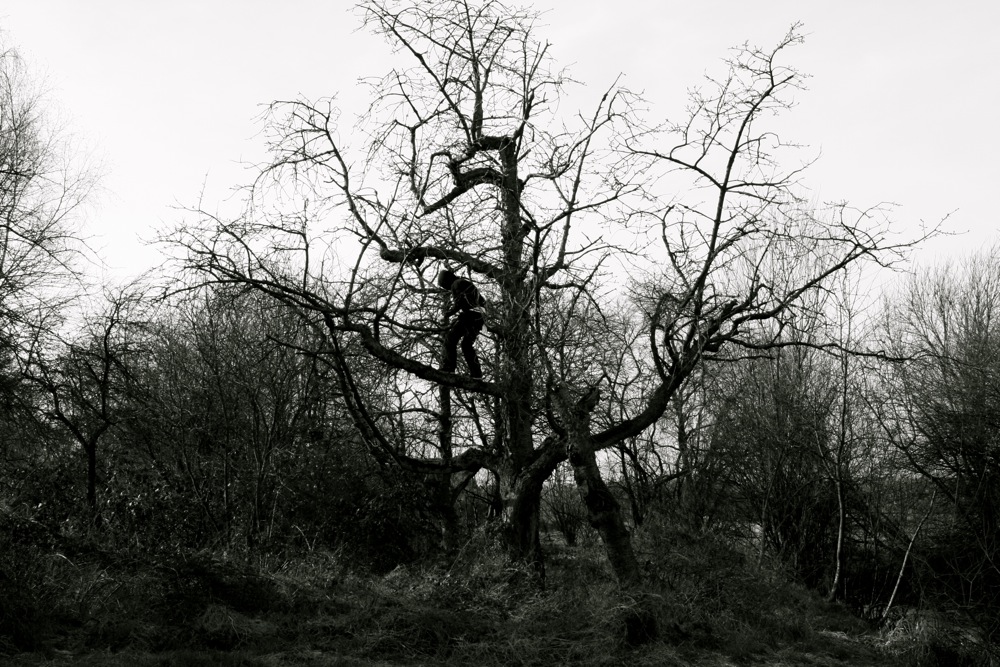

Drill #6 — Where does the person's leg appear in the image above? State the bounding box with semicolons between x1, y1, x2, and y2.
460;312;485;378
442;321;462;372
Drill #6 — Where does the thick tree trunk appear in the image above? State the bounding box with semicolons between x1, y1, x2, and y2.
558;387;642;588
568;445;642;587
493;135;544;571
501;471;545;574
562;389;654;641
498;440;565;576
437;484;460;554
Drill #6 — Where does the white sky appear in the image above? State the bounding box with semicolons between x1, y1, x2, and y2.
1;1;997;281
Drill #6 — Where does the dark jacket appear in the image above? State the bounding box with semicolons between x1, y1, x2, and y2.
448;278;486;315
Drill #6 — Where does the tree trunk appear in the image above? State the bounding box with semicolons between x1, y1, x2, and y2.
501;467;546;576
437;481;460;555
85;442;100;527
494;136;542;570
883;489;936;623
828;476;845;601
437;329;459;554
496;437;565;576
559;386;642;588
569;445;642;587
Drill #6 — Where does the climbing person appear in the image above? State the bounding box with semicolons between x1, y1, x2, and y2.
437;268;486;379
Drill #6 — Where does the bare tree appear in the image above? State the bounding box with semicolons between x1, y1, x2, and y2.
0;44;96;514
880;247;1000;616
115;287;348;549
0;47;93;350
168;2;931;584
26;288;146;525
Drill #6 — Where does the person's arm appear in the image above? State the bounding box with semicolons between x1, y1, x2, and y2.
444;285;459;318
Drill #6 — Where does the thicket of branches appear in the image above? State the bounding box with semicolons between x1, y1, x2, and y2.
2;0;998;657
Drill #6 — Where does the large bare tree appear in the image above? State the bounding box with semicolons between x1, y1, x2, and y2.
0;44;95;474
170;1;931;583
0;47;92;343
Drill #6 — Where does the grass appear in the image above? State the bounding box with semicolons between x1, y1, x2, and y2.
1;532;993;666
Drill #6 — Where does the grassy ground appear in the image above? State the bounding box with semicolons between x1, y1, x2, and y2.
1;534;991;666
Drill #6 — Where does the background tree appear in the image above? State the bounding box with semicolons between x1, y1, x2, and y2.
25;288;144;526
0;42;96;539
880;247;1000;631
0;45;93;350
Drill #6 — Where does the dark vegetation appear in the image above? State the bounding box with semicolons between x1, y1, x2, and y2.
1;2;998;664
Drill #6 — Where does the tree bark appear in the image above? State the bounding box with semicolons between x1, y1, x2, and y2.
501;470;546;575
499;439;565;574
559;387;642;588
568;444;642;587
492;135;543;568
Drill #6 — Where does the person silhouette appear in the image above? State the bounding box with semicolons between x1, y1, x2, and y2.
437;269;485;379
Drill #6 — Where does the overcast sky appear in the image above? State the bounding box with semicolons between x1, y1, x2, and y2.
1;1;997;280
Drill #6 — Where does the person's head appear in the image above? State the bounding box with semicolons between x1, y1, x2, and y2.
437;269;457;289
